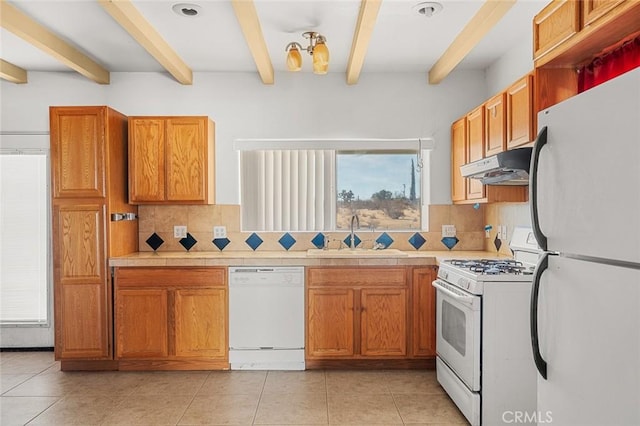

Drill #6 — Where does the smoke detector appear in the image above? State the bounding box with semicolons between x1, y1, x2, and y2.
414;2;443;18
172;3;202;18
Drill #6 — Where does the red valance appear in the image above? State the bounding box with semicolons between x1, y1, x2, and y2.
578;35;640;92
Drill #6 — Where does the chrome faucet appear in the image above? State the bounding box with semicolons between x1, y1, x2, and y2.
350;214;360;249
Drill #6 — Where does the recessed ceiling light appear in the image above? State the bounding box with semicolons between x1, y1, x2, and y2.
414;2;443;18
172;3;202;18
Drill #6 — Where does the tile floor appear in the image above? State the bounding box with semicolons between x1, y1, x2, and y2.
1;351;469;425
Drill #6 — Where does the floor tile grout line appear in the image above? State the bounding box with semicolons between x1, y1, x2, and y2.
173;370;211;426
250;370;269;425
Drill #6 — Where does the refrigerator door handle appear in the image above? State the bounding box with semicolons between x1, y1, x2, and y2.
531;251;553;380
529;126;548;251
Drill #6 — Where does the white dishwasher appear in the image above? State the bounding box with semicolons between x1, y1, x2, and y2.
228;266;305;370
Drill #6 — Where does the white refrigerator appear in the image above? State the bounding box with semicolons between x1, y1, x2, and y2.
530;68;640;425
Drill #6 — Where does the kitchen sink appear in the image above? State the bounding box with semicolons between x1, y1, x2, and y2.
306;248;408;257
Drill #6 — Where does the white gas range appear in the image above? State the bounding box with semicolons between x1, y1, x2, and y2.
433;227;539;426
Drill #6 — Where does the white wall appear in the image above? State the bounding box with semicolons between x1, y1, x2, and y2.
2;70;486;204
485;34;535;97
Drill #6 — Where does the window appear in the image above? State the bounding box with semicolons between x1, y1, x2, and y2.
0;151;49;325
241;150;335;231
336;151;420;231
239;139;429;232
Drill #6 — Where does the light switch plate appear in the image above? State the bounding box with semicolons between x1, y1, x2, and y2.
174;225;187;238
442;225;456;238
213;226;227;239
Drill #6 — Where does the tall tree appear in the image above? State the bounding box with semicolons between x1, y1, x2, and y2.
409;158;416;201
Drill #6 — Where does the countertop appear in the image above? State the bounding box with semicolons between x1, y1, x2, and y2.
109;250;509;268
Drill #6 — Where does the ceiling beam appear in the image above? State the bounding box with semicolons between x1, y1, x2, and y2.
0;59;28;84
0;1;109;84
428;0;516;84
231;0;274;85
346;0;383;85
99;0;192;85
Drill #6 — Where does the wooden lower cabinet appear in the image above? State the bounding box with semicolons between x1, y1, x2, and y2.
360;288;407;357
411;267;437;357
306;266;435;367
114;267;228;370
307;288;355;358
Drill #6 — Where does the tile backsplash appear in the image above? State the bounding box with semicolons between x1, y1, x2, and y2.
137;203;487;252
483;202;532;255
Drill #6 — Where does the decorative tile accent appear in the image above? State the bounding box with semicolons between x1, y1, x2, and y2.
245;233;263;251
343;234;361;248
408;233;426;250
441;236;460;250
179;233;197;251
212;237;231;251
376;232;394;249
311;233;326;249
494;235;502;251
278;233;296;251
145;232;164;251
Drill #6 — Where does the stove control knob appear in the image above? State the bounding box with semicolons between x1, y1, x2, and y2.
458;278;469;289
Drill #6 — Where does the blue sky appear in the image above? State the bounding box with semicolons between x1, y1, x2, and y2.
336;153;420;200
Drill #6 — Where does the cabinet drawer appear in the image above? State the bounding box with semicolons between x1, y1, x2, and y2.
115;267;226;288
307;267;406;287
533;0;581;60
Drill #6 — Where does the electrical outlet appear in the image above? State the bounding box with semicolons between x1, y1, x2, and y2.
442;225;456;238
501;225;508;241
174;225;187;238
497;225;503;239
213;226;227;239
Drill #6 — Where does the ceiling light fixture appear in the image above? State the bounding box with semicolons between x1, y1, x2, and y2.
172;3;202;18
285;31;329;75
414;2;443;18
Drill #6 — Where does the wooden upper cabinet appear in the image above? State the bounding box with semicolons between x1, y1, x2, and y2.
485;93;506;157
50;107;106;198
129;116;215;204
582;0;625;27
129;118;166;203
533;0;581;60
451;117;467;203
506;74;535;149
466;106;485;200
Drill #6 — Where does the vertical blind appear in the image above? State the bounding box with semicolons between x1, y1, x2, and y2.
0;151;49;324
241;150;335;231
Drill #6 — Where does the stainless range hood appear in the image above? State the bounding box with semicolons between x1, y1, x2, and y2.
460;147;532;185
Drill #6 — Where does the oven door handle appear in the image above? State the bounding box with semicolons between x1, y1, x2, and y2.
432;279;477;307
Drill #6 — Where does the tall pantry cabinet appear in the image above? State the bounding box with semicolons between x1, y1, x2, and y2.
50;106;138;370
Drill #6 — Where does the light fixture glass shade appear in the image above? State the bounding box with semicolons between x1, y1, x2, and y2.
312;40;329;75
286;46;302;72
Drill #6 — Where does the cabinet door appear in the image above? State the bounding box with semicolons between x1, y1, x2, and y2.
412;268;437;357
50;107;105;199
166;118;207;202
466;107;486;200
533;0;580;60
360;288;407;357
115;289;169;359
451;118;467;203
582;0;625;27
506;74;535;149
307;288;355;358
53;203;109;359
485;93;506;157
174;288;227;358
129;118;166;202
